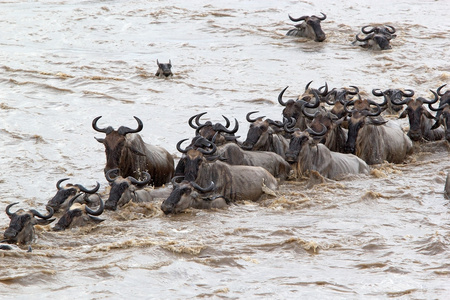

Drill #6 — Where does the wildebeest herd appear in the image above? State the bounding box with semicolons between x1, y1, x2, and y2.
1;12;449;250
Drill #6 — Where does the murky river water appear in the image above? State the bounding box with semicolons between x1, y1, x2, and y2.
0;0;449;298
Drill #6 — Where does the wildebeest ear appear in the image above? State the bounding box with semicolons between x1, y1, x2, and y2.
128;146;146;156
36;218;56;225
94;137;105;144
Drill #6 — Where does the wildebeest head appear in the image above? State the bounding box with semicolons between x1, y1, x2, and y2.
278;85;324;130
161;178;222;214
355;25;396;50
284;124;327;163
93;116;144;176
155;59;173;77
394;91;438;141
52;194;105;231
188;112;239;145
372;88;414;113
176;139;217;182
287;13;327;42
3;203;55;245
104;169;152;210
46;178;100;213
343;99;385;154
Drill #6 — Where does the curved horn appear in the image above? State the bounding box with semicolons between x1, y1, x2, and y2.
366;102;383;117
67;193;84;209
215;118;239;134
401;89;415;97
369;96;388;108
428;102;448;112
246;111;264;123
278;86;289;106
361;25;375;34
288;15;308;22
306;123;327;136
84;198;104;216
304;80;313;92
372;89;384;97
191;181;215;193
128;172;151;186
5;202;19;217
56;178;70;190
105;168;120;182
197;142;217;155
222;115;231;128
356;33;372;42
385;25;396;34
92;116;113;134
188;112;207;129
318;82;328;96
117;116;143;135
348;86;359;95
417;90;439;105
176;138;190;154
75;182;100;194
171;176;185;187
344;100;355;114
315;12;327;21
436;84;448;97
30;206;54;219
304;89;321;108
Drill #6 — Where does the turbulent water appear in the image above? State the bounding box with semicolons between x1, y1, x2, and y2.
0;0;449;299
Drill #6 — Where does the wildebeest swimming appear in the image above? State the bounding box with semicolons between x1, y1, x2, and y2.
52;193;105;231
161;178;229;215
3;203;55;245
155;59;173;78
286;12;327;42
353;25;397;50
430;84;450;142
285;125;369;180
393;90;444;141
343;99;413;164
46;178;100;213
175;140;278;202
92;116;174;187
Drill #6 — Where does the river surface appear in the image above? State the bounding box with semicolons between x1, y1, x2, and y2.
0;0;449;299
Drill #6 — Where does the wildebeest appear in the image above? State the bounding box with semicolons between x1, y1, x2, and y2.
3;203;55;245
177;138;291;181
176;142;278;202
285;126;370;180
46;178;100;213
93;116;174;186
343;99;413;164
240;111;290;158
188;112;239;146
393;90;444;141
354;25;397;50
372;88;415;114
302;109;348;153
286;12;327;42
278;85;324;131
155;59;173;77
445;172;450;200
161;178;229;214
52;193;105;231
104;169;171;210
430;84;450;142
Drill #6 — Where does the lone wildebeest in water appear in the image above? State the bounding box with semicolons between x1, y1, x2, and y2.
155;59;173;78
286;12;327;42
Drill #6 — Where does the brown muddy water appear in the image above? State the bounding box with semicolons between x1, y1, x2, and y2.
0;0;449;299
